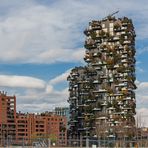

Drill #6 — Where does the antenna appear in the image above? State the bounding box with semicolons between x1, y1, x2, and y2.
109;10;119;17
102;11;119;20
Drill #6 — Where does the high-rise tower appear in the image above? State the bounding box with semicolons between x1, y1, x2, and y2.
68;15;136;140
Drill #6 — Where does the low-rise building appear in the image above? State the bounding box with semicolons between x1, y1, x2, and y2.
16;112;67;146
0;92;67;146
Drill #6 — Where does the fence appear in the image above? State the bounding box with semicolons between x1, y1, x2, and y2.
67;138;148;147
1;137;148;147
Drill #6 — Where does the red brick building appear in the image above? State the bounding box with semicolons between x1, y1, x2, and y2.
15;113;47;145
16;112;67;146
0;92;67;146
0;92;16;146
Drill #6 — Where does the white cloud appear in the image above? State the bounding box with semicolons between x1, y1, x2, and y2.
49;69;70;85
0;2;85;64
46;84;53;93
136;81;148;110
137;46;148;55
136;81;148;93
136;66;144;73
0;0;147;63
16;87;69;113
136;108;148;127
0;75;45;88
132;80;148;126
138;82;148;89
0;71;69;113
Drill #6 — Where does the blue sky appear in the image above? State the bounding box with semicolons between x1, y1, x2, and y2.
0;0;148;126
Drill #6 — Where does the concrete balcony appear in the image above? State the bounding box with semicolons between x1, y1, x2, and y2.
77;104;89;107
93;80;101;84
70;120;78;123
92;61;103;66
78;127;87;131
92;25;102;30
93;108;101;111
85;99;96;103
96;116;108;120
77;116;85;119
123;40;131;44
101;102;107;106
121;59;128;63
93;89;107;93
113;36;120;41
69;96;77;100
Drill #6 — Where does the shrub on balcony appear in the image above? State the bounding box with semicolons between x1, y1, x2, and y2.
117;65;125;73
119;35;125;44
121;88;128;95
107;102;112;108
114;23;121;30
112;99;118;108
94;101;102;109
106;58;114;65
99;30;106;37
90;31;97;39
122;17;130;24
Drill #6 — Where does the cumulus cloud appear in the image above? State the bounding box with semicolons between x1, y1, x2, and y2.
136;67;144;73
136;81;148;94
136;81;148;110
136;108;148;127
0;0;147;63
0;70;69;113
137;46;148;55
49;69;70;85
16;86;69;113
0;75;45;88
0;2;85;64
131;80;148;126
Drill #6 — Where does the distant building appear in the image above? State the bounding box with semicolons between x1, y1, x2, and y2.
68;16;136;140
55;107;70;119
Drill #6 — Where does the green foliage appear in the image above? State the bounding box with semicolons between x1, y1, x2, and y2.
49;134;58;143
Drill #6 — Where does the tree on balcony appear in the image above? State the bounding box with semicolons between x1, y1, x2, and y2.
114;23;121;30
106;58;114;65
112;99;119;110
121;88;128;95
117;65;125;73
97;101;102;109
90;31;97;39
85;105;93;113
99;30;106;37
107;101;112;108
122;17;130;24
119;35;125;45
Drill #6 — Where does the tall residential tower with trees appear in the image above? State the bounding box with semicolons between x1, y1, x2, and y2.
68;15;136;140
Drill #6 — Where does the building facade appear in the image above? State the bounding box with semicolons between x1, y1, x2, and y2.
16;112;67;146
0;92;16;146
55;107;70;125
55;107;69;117
68;16;136;140
0;93;67;146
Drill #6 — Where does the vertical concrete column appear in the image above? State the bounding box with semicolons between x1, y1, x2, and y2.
48;139;51;148
86;138;89;148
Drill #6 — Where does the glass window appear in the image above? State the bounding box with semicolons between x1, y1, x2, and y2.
102;23;105;28
110;23;113;27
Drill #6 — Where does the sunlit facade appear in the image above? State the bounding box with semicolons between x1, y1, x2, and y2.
68;16;136;140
